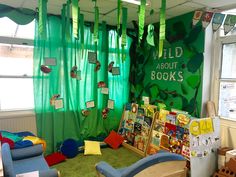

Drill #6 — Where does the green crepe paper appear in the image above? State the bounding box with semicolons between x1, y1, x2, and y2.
122;7;128;62
138;0;146;44
117;0;122;32
39;0;48;39
159;0;166;58
72;0;79;39
0;4;35;25
66;0;71;41
80;14;84;56
94;6;99;43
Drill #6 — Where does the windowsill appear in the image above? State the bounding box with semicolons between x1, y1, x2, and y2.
220;116;236;122
0;109;35;119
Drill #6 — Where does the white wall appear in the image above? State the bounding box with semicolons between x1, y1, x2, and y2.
0;110;37;135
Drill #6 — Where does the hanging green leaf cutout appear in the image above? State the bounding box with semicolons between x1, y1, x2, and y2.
94;6;99;43
159;0;166;58
72;0;79;39
38;0;48;39
138;0;146;44
121;7;128;62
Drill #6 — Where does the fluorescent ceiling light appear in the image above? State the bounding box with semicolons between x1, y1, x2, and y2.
122;0;150;6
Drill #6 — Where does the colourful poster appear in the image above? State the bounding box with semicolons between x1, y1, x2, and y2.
212;13;225;32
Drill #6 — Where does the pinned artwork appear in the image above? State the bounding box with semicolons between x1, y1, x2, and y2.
86;100;95;108
45;57;57;66
201;11;213;29
112;67;120;75
94;60;101;72
107;99;114;109
212;13;225;32
101;88;109;94
108;61;114;73
223;15;236;35
55;99;64;109
88;51;97;64
97;81;106;88
50;94;60;106
192;10;203;27
40;65;51;73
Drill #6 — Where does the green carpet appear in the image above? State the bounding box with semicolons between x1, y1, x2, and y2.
52;147;142;177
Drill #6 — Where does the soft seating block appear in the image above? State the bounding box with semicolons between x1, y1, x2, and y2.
1;143;59;177
104;130;124;149
84;140;102;155
60;138;78;158
45;152;66;166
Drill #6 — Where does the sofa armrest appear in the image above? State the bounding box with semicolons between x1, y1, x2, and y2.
39;169;59;177
11;144;43;160
95;162;121;177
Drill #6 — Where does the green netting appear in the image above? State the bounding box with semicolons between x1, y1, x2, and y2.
0;4;35;25
33;15;131;154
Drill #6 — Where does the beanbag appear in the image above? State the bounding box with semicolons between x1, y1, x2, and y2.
60;139;78;158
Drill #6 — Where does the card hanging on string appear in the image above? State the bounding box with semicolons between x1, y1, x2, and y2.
55;99;64;109
112;67;120;75
101;88;109;95
201;11;213;29
212;13;225;32
86;100;95;108
88;51;97;64
107;99;114;109
192;10;203;27
45;57;57;66
223;15;236;35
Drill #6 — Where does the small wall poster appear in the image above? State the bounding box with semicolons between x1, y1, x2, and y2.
45;57;57;66
88;51;97;64
55;99;64;109
86;100;95;108
101;87;109;94
112;67;120;75
107;99;114;109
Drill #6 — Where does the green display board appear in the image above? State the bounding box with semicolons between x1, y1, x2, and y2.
129;12;205;117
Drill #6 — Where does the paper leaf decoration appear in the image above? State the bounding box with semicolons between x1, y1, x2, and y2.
94;6;99;43
38;0;47;39
159;0;166;58
72;0;80;38
138;0;146;44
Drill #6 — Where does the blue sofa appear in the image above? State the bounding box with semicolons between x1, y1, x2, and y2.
1;143;59;177
96;152;187;177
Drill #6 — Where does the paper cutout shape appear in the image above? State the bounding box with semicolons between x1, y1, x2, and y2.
88;51;97;64
102;108;109;119
50;94;60;106
45;57;56;66
86;100;95;108
201;11;213;29
55;99;63;109
81;109;90;117
108;61;114;73
199;118;214;135
212;13;225;32
112;67;120;75
146;24;155;46
94;60;101;72
189;120;200;136
97;81;106;88
192;10;203;26
107;99;114;109
70;66;78;78
223;15;236;35
101;87;109;94
40;65;51;73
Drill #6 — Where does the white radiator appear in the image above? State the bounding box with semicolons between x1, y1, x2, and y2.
0;110;37;135
220;118;236;149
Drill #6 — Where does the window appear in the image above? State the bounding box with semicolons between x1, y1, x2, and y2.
0;17;34;111
218;43;236;118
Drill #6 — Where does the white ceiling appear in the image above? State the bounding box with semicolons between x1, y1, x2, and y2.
1;0;236;28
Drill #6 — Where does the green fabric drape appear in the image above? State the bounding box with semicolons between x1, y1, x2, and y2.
0;4;35;25
33;15;131;154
